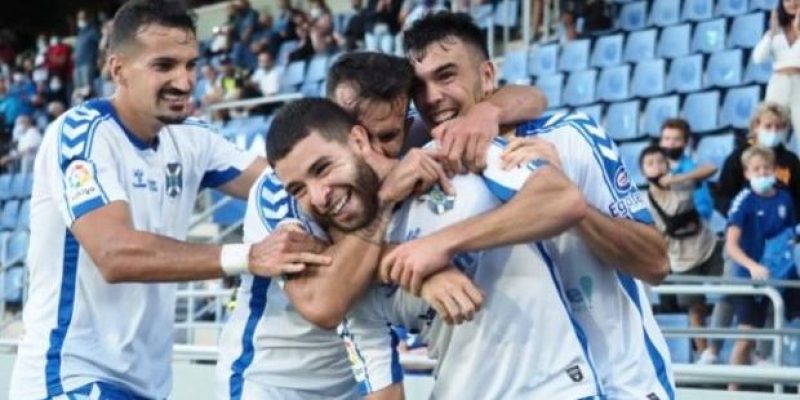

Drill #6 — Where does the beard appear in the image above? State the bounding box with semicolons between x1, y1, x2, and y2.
314;157;381;233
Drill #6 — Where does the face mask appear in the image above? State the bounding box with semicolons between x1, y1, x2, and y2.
309;7;322;19
37;39;46;51
32;69;47;83
750;175;777;195
49;76;62;92
757;130;787;148
49;37;59;46
77;20;87;29
661;147;684;161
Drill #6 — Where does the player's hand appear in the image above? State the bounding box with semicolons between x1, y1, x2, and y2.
749;264;771;281
247;227;332;277
420;267;484;325
500;136;562;170
380;235;452;295
430;102;500;174
378;148;454;205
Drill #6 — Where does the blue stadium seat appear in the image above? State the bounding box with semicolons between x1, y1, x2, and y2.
683;90;721;133
2;230;29;266
501;49;531;84
650;0;681;27
597;65;631;102
276;40;299;65
720;85;761;129
643;95;681;136
536;73;565;108
10;173;31;199
0;174;11;202
632;59;666;98
667;54;704;93
682;0;714;22
744;55;773;84
471;3;494;29
605;100;641;140
559;39;591;72
494;0;519;27
17;199;30;230
563;70;598;106
696;132;736;181
619;1;649;31
618;140;651;186
655;314;693;363
624;29;657;63
657;24;692;59
750;0;778;10
575;104;604;124
4;265;23;304
280;60;307;93
706;49;744;88
306;54;329;84
717;0;749;16
0;200;19;231
529;44;559;77
591;34;624;68
730;12;766;49
693;18;728;54
300;82;323;98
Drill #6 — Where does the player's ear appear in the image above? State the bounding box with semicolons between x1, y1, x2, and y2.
348;124;372;155
107;53;127;87
479;59;497;98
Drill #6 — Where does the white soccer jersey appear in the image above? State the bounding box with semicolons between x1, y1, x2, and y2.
215;169;362;400
346;165;604;399
506;112;676;400
10;98;256;399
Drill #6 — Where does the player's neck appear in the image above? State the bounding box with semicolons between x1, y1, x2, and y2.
110;96;163;146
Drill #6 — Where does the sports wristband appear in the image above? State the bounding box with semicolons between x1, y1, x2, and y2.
220;243;252;276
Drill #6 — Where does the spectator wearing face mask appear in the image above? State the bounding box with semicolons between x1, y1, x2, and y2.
716;102;800;217
73;10;101;97
2;114;42;173
659;118;717;220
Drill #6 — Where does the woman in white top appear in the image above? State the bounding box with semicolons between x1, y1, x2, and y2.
753;0;800;152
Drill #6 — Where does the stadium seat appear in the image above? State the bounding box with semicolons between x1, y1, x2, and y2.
2;230;29;267
744;55;773;84
10;172;32;199
750;0;778;11
631;59;666;98
682;0;714;22
563;69;598;106
494;0;520;27
471;3;494;29
276;40;299;65
619;1;649;31
4;264;24;304
650;0;681;27
529;44;559;77
720;85;761;129
643;95;681;136
730;12;766;49
501;49;531;84
0;200;19;231
305;54;329;84
667;54;704;93
682;90;721;133
597;65;631;102
717;0;749;17
605;100;641;140
618;140;651;186
590;34;624;68
300;81;323;97
559;39;591;72
280;60;307;93
655;314;693;363
692;18;727;54
696;131;736;181
0;174;11;201
536;73;565;108
623;29;658;63
17;199;30;230
575;104;603;124
706;49;744;88
657;24;692;59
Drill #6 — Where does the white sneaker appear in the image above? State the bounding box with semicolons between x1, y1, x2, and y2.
695;349;718;365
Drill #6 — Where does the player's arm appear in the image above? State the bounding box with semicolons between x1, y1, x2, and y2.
365;384;404;400
662;163;717;187
216;156;269;199
725;225;769;280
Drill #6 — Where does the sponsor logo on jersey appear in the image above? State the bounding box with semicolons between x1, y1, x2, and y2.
132;169;147;188
609;191;647;218
422;185;454;215
165;162;183;198
647;393;661;400
614;166;631;193
65;160;102;206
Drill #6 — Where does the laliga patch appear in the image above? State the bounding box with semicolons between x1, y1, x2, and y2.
64;159;105;217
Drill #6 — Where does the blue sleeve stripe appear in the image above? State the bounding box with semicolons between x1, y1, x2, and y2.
70;196;108;220
256;173;306;231
201;167;242;188
228;277;272;400
389;325;403;384
481;176;518;202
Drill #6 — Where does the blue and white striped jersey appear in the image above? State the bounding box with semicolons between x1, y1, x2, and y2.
11;99;256;399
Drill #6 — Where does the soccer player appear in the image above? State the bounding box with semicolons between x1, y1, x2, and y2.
381;12;675;400
267;98;604;399
9;1;329;398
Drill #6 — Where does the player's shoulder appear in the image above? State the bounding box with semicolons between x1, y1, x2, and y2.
251;168;311;232
730;188;755;214
51;99;116;169
515;111;599;138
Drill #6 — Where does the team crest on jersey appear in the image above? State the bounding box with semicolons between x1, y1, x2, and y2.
165;162;183;198
566;365;584;382
779;204;787;220
422;185;454;215
65;159;102;207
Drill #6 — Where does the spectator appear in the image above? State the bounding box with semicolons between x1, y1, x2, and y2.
308;0;336;53
400;0;447;31
335;0;369;51
659;118;716;220
716;102;800;217
44;36;72;98
73;10;101;97
274;0;302;44
641;145;723;355
248;12;277;61
725;146;800;390
364;0;403;53
287;18;316;63
229;0;260;44
753;2;800;152
0;79;26;136
195;64;222;107
250;52;280;97
1;114;42;173
218;57;243;101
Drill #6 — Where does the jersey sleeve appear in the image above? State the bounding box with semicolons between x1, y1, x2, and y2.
480;137;549;202
196;126;258;189
50;110;129;225
341;286;404;396
727;190;750;229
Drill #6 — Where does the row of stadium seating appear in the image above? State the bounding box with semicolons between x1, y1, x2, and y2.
617;0;776;30
0;173;33;202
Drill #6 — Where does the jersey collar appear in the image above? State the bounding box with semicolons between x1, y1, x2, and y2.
87;98;160;151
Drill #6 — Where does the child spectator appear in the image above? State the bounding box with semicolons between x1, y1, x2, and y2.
641;145;723;354
725;146;800;390
659;118;716;220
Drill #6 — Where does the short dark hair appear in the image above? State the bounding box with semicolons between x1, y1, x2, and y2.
778;0;794;27
326;52;414;110
108;0;197;52
266;98;357;165
403;11;488;61
639;144;666;167
660;118;691;142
